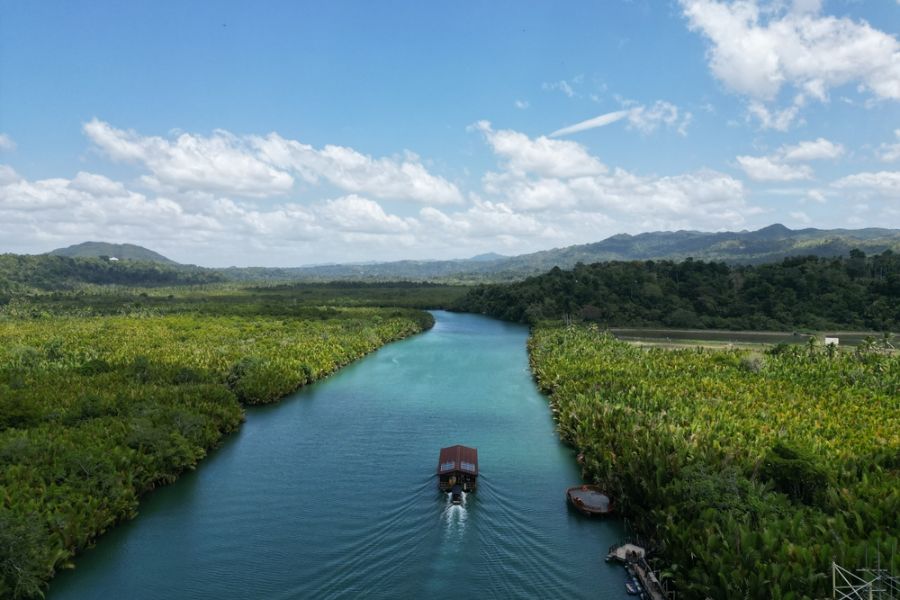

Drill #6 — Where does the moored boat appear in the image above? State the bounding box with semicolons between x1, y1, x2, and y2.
566;484;613;516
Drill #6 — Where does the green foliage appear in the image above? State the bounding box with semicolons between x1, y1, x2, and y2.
0;299;432;598
1;281;467;318
455;252;900;331
760;443;829;506
48;242;177;264
0;254;223;293
529;325;899;599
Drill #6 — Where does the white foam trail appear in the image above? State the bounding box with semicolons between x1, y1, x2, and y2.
442;492;468;534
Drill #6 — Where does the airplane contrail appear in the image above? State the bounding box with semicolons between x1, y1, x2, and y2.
549;110;630;137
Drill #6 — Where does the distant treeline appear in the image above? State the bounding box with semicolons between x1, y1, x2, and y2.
0;254;224;295
455;250;900;331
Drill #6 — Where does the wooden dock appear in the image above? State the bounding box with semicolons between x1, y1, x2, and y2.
607;542;669;599
631;560;667;600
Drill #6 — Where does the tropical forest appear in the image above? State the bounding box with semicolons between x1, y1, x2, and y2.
3;1;900;598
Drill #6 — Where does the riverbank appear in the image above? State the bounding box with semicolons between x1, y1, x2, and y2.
528;323;899;599
0;306;433;599
48;311;629;600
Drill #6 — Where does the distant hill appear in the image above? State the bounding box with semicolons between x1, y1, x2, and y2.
221;225;900;282
49;242;177;265
469;252;507;262
0;254;223;293
492;224;900;274
35;226;900;284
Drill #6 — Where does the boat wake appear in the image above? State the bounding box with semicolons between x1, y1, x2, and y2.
442;491;468;534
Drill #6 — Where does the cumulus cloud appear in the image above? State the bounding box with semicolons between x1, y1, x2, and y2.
84;119;295;197
472;121;607;178
738;154;813;181
627;101;693;135
0;119;783;265
0;165;19;185
84;119;462;204
832;171;900;198
250;134;462;205
420;200;551;240
780;137;844;161
681;0;900;128
317;195;412;234
0;134;16;152
681;0;900;101
475;125;750;229
736;137;843;181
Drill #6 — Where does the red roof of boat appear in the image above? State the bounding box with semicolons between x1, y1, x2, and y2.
437;445;478;476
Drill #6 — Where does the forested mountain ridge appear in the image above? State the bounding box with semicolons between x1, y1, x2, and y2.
215;224;900;282
14;225;900;286
0;254;223;294
454;251;900;331
49;242;177;264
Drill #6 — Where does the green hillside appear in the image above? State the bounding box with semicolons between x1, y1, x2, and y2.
49;242;177;264
0;255;223;294
219;225;900;282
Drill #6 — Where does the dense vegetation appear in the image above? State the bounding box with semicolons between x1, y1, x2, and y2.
216;224;900;281
0;254;223;294
530;325;899;599
456;251;900;331
49;242;177;265
0;290;433;598
43;224;900;284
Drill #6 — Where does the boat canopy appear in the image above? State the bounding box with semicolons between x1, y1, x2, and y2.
437;445;478;476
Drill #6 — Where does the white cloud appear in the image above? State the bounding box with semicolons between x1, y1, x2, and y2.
251;134;462;205
681;0;900;129
564;168;748;224
0;165;19;185
0;168;433;263
84;119;462;205
789;210;811;224
832;171;900;198
84;119;295;197
542;76;583;98
737;155;813;181
317;195;412;234
806;189;827;203
482;172;579;210
747;97;805;131
472;121;607;178
877;130;900;163
476;125;750;229
680;0;900;102
627;101;692;136
420;200;551;240
780;137;844;161
0;134;16;152
514;99;530;110
736;137;842;181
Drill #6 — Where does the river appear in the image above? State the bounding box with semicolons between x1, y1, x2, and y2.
50;311;628;599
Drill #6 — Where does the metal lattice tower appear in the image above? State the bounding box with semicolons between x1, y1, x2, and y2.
833;556;900;600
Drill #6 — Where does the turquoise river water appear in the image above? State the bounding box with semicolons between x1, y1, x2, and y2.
50;311;628;599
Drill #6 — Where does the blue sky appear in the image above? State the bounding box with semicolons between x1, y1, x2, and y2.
0;0;898;266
